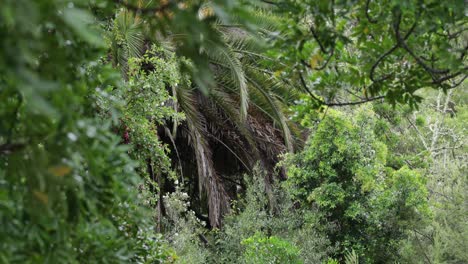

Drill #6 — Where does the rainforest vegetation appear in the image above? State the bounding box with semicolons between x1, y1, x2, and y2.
1;0;467;263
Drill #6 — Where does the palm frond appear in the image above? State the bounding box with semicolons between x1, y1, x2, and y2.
221;29;265;55
246;74;293;152
204;41;249;121
344;250;359;264
116;10;144;59
175;84;230;227
208;86;257;153
213;3;282;33
110;10;144;78
192;128;230;228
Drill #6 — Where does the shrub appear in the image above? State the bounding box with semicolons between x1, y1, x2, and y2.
283;106;429;261
241;233;302;264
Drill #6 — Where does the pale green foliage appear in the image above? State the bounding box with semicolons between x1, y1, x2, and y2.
397;88;467;263
210;167;331;263
430;161;467;263
163;185;209;264
96;43;188;189
325;259;340;264
212;170;272;263
283;105;430;261
344;250;359;264
122;45;183;168
241;233;302;264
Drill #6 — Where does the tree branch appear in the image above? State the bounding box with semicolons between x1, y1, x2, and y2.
299;72;385;107
298;73;324;104
309;25;330;54
394;12;450;79
370;13;417;82
369;45;399;82
0;143;25;155
432;68;468;87
301;45;335;71
323;95;385;107
260;0;280;5
365;0;378;24
406;115;429;150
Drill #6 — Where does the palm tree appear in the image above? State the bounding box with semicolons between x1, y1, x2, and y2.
109;5;299;227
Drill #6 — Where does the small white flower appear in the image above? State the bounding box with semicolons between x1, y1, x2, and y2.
67;132;77;142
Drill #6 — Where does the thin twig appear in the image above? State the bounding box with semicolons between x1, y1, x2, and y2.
324;95;385;106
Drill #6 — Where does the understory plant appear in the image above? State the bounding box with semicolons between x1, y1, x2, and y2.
207;167;332;263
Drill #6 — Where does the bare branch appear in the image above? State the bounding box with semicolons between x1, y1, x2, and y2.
433;68;468;87
406;116;429;150
324;95;385;107
299;72;385;107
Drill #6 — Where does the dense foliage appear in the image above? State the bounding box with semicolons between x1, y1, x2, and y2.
284;106;429;261
0;0;175;262
1;0;466;263
271;0;466;106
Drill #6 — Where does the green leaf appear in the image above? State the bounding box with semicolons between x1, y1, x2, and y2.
62;8;104;47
